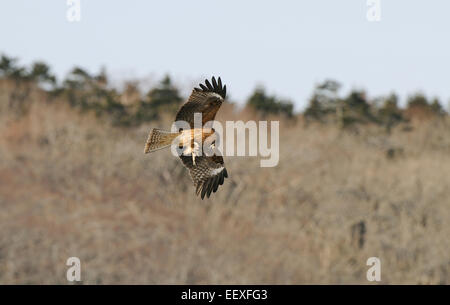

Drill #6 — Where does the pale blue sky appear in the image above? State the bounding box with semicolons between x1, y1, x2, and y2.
1;0;449;110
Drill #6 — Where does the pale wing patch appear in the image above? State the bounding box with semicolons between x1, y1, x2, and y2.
210;167;224;176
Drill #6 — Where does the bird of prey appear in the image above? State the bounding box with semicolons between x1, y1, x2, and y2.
144;76;228;199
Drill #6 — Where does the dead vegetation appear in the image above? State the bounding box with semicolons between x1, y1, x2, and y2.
0;80;449;284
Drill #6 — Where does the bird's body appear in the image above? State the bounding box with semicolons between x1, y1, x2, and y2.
144;77;228;199
179;128;216;148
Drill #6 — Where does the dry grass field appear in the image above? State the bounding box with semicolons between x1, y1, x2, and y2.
0;80;449;284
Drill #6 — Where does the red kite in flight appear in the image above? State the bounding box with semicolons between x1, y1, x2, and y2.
144;77;228;199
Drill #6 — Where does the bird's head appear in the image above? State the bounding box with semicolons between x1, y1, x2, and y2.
201;95;223;121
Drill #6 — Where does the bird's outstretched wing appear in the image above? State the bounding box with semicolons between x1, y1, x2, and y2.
175;76;226;130
179;154;228;199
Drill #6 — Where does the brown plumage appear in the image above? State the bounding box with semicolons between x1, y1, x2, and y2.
144;76;228;199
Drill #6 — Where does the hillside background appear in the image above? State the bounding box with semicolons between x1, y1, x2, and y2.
0;56;449;284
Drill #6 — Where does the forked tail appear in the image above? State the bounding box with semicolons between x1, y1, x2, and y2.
144;128;180;153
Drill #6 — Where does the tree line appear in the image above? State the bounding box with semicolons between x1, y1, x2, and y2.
0;54;447;128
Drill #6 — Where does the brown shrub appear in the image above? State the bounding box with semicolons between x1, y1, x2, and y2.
0;85;449;284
